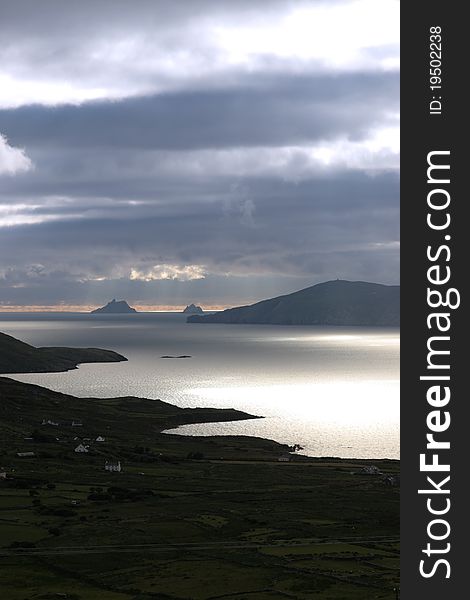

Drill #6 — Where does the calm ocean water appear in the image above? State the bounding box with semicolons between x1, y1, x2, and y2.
0;313;399;459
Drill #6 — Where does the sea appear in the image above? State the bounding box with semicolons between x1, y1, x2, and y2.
0;313;399;459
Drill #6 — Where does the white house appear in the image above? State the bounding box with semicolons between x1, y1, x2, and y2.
95;436;106;442
74;444;89;453
360;465;382;475
104;460;121;472
0;471;7;480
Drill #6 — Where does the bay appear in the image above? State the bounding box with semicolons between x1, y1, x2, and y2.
0;313;399;459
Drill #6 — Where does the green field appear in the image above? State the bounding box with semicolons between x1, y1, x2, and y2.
0;376;399;599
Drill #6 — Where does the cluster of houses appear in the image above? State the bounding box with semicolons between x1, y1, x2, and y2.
39;417;108;455
74;436;106;453
41;418;84;427
13;416;122;473
72;442;121;472
73;437;122;471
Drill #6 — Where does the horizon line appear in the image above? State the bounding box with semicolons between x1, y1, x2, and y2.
0;304;228;314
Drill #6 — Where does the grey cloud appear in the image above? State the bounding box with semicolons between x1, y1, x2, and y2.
0;0;305;35
0;0;399;308
0;171;398;284
1;0;352;111
0;72;398;152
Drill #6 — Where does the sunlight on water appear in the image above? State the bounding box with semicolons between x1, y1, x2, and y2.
165;378;399;458
0;313;399;459
189;380;399;427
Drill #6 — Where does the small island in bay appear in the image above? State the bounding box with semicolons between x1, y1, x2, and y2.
0;331;127;374
187;279;400;326
91;298;137;314
182;303;204;315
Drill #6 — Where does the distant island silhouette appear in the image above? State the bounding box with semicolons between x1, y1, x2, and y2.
182;304;204;315
187;280;400;326
91;299;137;314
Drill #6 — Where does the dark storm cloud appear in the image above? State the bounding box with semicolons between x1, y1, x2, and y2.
0;173;399;304
0;171;399;305
0;72;398;151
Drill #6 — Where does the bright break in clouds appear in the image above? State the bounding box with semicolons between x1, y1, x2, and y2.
0;0;399;309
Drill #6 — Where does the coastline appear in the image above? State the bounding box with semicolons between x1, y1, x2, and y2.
0;361;399;598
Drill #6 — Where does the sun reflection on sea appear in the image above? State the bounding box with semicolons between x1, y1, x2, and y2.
189;380;399;427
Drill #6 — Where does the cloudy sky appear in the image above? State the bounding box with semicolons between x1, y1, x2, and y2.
0;0;399;311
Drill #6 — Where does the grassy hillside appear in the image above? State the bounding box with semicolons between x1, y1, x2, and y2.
0;376;399;599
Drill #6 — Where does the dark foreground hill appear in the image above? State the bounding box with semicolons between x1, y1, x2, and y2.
91;299;137;314
0;376;260;436
0;331;127;374
188;280;400;326
0;375;399;599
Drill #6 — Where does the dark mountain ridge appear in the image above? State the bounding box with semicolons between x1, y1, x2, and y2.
187;280;400;326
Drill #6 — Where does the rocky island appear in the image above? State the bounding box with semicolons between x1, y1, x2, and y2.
91;299;137;314
182;303;204;315
188;279;400;326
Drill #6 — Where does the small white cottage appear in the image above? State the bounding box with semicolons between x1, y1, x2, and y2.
74;443;89;453
95;436;106;442
104;460;121;472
